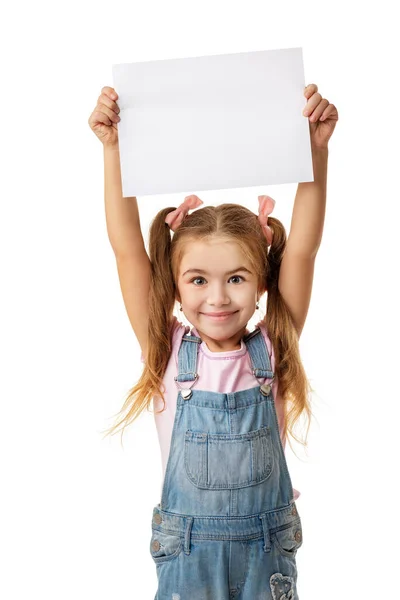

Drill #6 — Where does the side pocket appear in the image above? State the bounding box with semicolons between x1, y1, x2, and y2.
150;526;183;565
271;518;303;558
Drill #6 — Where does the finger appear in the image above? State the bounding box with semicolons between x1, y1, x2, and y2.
303;92;322;116
98;92;120;115
88;109;113;128
304;83;318;98
90;104;119;127
101;102;120;124
101;86;118;101
308;98;330;122
319;103;333;122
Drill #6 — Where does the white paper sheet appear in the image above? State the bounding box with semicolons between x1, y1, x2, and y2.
112;47;313;197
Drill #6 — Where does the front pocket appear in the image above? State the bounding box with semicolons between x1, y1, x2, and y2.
184;426;273;489
150;527;183;564
271;518;303;558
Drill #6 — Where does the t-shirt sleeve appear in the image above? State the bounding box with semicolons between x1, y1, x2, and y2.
140;315;188;364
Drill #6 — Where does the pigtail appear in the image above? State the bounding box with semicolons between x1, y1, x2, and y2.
100;207;179;445
148;207;177;350
145;208;179;409
265;217;314;455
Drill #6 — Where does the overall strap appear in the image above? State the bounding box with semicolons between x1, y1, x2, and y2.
175;331;201;383
243;327;275;379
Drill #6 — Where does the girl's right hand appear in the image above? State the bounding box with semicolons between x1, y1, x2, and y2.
88;86;121;148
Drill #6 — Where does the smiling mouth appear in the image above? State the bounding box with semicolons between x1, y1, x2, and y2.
201;311;239;319
203;312;236;316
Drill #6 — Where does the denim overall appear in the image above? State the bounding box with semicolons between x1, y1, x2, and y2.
150;326;303;600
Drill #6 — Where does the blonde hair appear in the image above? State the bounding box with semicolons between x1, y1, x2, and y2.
101;203;315;454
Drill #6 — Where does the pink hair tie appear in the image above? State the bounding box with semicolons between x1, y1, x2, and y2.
258;195;275;246
165;194;204;232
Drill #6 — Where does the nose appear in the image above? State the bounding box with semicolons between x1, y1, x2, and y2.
207;283;231;307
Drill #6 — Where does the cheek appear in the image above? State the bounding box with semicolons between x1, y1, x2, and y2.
186;291;201;305
180;287;197;302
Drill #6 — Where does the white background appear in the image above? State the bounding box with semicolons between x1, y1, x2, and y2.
1;1;399;598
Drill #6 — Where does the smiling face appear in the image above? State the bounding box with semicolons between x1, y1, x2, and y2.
175;238;261;352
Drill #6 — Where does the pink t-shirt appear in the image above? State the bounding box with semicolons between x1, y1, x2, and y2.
141;315;300;501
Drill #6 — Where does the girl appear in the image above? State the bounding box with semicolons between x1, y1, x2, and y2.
88;83;338;599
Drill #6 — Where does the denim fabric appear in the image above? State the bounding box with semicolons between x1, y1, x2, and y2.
150;327;303;599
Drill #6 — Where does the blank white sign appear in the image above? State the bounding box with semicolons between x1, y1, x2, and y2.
112;47;314;197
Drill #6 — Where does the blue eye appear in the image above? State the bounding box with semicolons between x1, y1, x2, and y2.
190;275;244;286
229;276;244;284
190;277;205;286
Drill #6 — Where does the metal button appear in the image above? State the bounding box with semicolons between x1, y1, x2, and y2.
295;530;302;543
181;389;192;400
153;513;162;525
151;540;161;552
260;383;271;396
291;505;297;516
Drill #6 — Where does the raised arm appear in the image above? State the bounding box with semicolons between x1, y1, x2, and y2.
278;147;328;338
285;146;328;258
277;83;338;337
104;144;151;356
104;145;147;255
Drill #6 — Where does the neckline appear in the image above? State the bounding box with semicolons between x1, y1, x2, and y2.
191;326;250;358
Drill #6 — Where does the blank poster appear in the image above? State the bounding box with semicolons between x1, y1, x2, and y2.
112;47;313;197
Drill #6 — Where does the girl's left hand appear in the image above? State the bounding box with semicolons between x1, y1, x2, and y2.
303;83;338;149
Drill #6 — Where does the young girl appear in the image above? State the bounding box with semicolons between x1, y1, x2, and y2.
88;83;338;599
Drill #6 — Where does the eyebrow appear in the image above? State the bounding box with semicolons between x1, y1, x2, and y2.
182;266;253;277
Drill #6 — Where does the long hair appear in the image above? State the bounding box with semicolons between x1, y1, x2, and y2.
101;203;314;454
